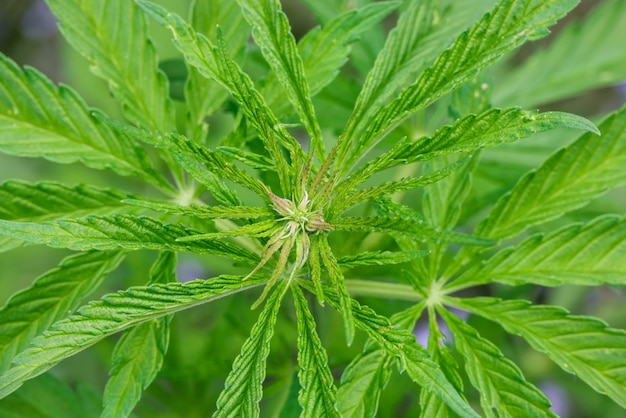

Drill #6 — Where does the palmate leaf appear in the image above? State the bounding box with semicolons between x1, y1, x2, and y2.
455;297;626;409
214;281;286;418
337;0;579;170
0;251;125;374
102;252;176;418
313;284;479;418
0;215;259;262
292;285;339;418
495;0;626;108
0;55;167;188
0;276;266;400
46;0;175;131
475;105;626;241
338;108;596;193
451;215;626;290
440;309;554;418
236;0;324;159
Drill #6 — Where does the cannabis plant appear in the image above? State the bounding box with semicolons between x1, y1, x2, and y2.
0;0;625;416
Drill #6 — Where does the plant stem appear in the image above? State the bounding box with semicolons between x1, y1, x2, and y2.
344;279;424;302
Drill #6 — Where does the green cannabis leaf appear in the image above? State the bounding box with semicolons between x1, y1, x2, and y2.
0;0;625;416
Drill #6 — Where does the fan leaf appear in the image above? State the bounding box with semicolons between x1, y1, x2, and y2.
456;297;626;409
0;276;266;400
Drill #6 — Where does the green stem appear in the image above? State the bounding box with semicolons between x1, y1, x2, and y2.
344;279;424;302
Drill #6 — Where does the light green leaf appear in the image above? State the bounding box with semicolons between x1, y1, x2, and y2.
123;198;273;220
331;216;494;246
0;55;167;188
339;108;596;194
338;0;579;170
0;251;124;374
314;285;479;418
336;349;393;418
337;306;424;418
419;309;464;418
451;215;626;290
337;250;428;268
0;215;259;262
0;181;139;252
214;281;287;418
455;297;626;409
102;318;169;418
423;154;480;232
440;309;554;418
136;1;303;195
495;0;626;107
186;0;248;141
212;28;301;194
218;146;276;171
266;1;398;117
338;0;498;166
236;0;324;158
0;276;266;400
334;157;471;213
0;181;137;222
154;131;268;201
101;252;176;418
178;219;276;241
316;235;355;346
337;0;436;165
292;285;339;418
476;105;626;241
46;0;175;131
